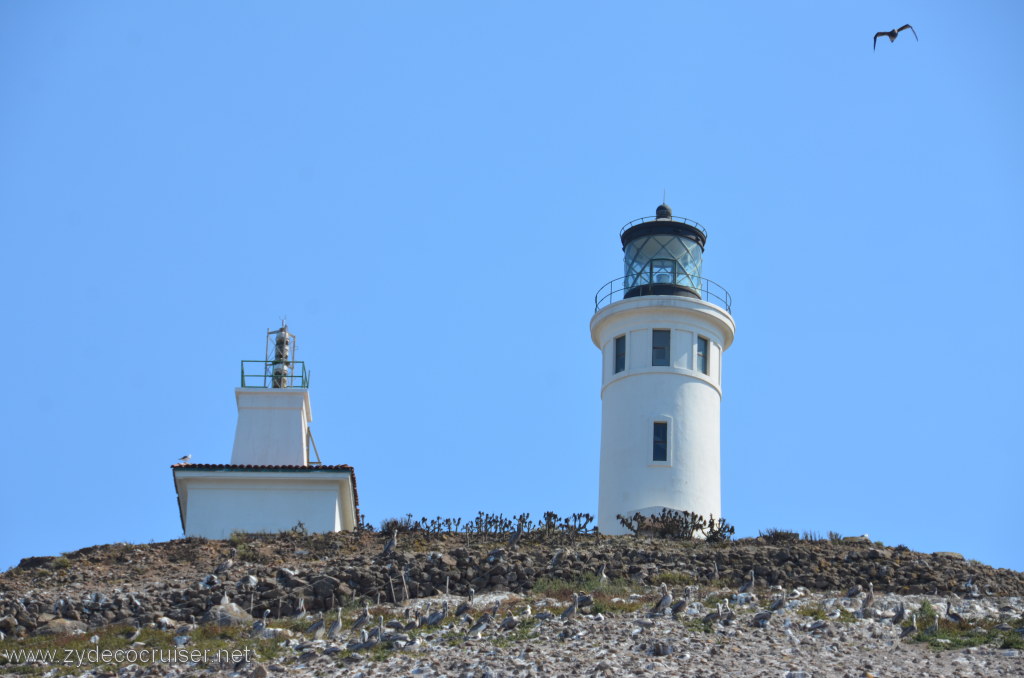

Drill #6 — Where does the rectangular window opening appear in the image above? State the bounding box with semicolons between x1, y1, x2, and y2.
697;336;709;375
653;422;668;462
614;335;626;374
652;330;670;366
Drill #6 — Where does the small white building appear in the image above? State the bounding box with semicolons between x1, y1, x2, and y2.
172;326;359;538
592;204;735;534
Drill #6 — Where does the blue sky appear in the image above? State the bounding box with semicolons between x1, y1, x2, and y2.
2;2;1021;572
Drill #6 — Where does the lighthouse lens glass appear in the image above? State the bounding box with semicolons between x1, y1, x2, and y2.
624;236;702;290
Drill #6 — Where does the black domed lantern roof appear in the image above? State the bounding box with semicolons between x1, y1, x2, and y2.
619;203;708;300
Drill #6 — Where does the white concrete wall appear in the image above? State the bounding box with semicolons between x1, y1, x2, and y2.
175;470;356;538
591;296;735;534
230;388;311;466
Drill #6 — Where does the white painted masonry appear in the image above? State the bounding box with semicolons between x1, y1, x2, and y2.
230;388;311;466
173;468;357;538
592;295;735;534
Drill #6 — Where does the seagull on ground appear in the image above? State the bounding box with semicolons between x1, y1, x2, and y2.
651;583;672;616
382;529;398;557
352;602;371;631
560;593;580;620
738;569;755;594
900;613;918;638
891;602;906;626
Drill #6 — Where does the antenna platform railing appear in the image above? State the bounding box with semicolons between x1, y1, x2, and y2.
240;360;310;388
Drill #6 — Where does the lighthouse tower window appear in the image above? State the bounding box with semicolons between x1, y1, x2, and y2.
652;330;670;366
614;335;626;373
697;336;709;375
652;422;668;462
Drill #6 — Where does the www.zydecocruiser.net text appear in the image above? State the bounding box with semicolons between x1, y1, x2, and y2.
1;646;258;668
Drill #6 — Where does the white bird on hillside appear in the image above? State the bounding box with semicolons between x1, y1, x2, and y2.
861;582;875;611
738;569;755;594
900;613;918;638
560;593;580;620
252;609;270;636
425;601;448;627
500;612;519;631
352;602;371;631
651;583;672;616
455;589;475;617
382;529;398;556
467;610;491;639
306;616;325;639
508;523;524;550
327;607;342;639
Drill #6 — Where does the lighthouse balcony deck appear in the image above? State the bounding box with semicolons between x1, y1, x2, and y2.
594;275;732;314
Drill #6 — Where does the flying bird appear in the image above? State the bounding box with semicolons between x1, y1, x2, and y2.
874;24;918;50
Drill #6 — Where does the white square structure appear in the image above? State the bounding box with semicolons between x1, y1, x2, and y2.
172;465;358;538
170;327;359;539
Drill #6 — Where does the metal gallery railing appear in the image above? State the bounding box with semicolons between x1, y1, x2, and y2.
240;360;310;388
620;215;707;238
594;274;732;314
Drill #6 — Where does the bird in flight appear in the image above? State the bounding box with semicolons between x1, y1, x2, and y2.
874;24;918;50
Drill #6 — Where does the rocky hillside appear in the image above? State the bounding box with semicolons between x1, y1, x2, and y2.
2;531;1022;634
2;532;1022;678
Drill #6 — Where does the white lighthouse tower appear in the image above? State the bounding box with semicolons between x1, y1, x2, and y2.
591;204;735;534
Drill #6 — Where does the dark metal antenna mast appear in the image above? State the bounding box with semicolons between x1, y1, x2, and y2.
266;324;296;388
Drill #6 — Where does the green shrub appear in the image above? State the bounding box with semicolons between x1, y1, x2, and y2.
759;528;799;544
379;514;417;533
652;571;695;587
616;509;735;541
